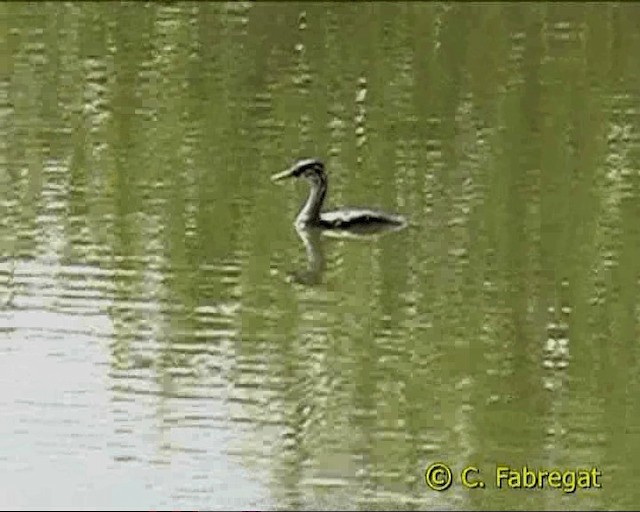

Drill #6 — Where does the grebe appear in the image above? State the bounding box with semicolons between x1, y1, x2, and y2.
271;159;407;236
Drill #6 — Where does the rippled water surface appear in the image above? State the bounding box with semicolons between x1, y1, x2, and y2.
1;2;639;510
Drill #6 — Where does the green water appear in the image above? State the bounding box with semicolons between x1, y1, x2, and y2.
1;2;639;510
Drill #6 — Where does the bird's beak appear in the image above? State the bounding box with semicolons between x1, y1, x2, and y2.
271;166;296;183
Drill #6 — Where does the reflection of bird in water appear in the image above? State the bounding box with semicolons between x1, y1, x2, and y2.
271;158;407;238
286;224;325;286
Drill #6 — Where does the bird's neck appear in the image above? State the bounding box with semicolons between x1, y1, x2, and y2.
296;178;326;226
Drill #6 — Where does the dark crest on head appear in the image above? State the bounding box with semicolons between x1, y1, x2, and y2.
291;158;325;177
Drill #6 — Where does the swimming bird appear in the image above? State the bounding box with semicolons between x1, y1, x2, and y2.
271;158;407;237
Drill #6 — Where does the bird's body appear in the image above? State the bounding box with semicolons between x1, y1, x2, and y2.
271;159;406;237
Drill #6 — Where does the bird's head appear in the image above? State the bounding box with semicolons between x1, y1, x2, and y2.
271;159;326;186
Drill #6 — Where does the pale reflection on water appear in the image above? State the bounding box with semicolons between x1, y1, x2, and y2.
0;259;266;510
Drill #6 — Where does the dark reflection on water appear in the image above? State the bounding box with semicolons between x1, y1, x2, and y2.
1;2;639;510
